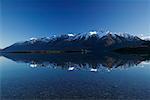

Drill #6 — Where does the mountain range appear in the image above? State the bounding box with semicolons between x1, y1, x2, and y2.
1;31;150;54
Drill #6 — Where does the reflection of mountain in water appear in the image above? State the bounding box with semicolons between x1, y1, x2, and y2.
1;53;150;71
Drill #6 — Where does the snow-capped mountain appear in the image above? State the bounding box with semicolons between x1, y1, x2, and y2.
140;35;150;40
24;31;141;43
1;31;148;53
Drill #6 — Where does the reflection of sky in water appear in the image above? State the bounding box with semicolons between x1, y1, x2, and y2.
1;57;150;99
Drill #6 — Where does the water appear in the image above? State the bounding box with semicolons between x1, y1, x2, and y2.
0;53;150;99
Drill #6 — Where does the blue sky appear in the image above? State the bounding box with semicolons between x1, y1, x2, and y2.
1;0;150;48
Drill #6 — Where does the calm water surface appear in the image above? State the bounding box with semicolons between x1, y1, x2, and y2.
0;54;150;100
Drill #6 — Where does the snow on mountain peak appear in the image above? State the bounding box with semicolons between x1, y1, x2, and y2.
118;32;137;38
29;37;38;44
140;34;150;40
106;30;111;34
30;37;37;40
67;34;74;37
89;31;97;35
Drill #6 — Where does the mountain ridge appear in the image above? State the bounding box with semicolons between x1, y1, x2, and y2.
1;31;149;54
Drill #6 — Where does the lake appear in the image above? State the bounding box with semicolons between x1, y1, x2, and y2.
0;53;150;99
